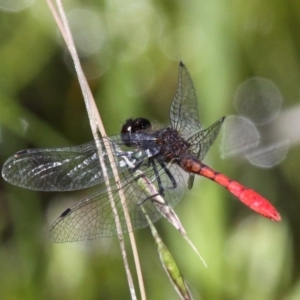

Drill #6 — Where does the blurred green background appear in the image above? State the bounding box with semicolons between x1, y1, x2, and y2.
0;1;300;299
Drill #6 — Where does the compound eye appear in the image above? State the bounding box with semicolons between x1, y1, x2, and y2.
120;118;151;147
121;118;134;135
131;118;151;133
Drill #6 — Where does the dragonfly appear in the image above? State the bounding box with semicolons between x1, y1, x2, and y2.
2;62;281;243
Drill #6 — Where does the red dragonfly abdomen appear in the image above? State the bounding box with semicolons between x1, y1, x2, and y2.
179;155;281;222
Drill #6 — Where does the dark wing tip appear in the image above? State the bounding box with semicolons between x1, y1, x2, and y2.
59;208;72;218
14;149;28;157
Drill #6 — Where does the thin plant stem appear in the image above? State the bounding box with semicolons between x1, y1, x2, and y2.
47;1;146;299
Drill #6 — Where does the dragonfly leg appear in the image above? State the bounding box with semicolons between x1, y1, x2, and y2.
159;161;177;190
136;160;178;207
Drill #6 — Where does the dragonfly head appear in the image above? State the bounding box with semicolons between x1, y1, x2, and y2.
121;118;152;147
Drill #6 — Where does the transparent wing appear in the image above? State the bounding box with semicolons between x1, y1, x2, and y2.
170;62;202;138
188;117;225;161
1;134;159;192
49;162;188;242
2;141;102;191
186;117;225;189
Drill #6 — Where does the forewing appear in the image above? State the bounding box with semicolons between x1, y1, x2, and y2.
2;137;133;192
1;133;160;192
49;161;187;242
170;62;201;138
2;141;105;191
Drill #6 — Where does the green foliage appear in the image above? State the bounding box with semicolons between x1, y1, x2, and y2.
0;1;299;299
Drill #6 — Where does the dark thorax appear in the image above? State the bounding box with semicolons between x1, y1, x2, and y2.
155;127;190;162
